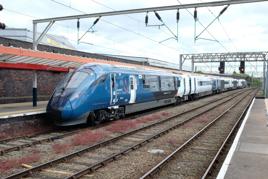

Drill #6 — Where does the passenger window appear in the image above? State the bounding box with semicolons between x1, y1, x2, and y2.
144;75;159;91
160;76;175;91
177;79;181;87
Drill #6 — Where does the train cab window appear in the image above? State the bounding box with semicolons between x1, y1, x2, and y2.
65;69;95;89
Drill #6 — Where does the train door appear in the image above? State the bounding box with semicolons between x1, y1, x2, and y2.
183;78;186;96
189;77;192;94
110;73;118;105
194;77;196;94
129;75;137;104
176;77;182;97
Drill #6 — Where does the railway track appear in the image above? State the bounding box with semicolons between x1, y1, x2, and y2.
3;89;252;179
0;89;244;157
140;89;256;179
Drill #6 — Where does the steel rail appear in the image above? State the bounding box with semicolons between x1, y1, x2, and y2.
201;91;256;179
0;130;77;156
65;90;253;179
4;89;248;179
140;89;256;179
0;89;241;156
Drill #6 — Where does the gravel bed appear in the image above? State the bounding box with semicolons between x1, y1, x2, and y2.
154;90;255;179
77;90;252;179
0;89;246;178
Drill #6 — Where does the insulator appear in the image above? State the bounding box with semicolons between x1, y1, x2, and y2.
145;13;148;26
219;5;229;15
154;11;162;22
77;19;80;29
194;8;197;21
0;23;5;29
176;9;180;22
93;17;101;25
0;4;3;11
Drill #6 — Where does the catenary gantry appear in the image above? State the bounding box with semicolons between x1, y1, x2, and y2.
179;51;267;71
32;0;268;50
179;51;268;97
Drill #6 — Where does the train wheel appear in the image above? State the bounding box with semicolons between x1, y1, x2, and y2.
95;110;107;124
175;97;181;105
86;112;96;126
118;106;125;119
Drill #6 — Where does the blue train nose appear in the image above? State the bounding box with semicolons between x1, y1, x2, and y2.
62;100;73;119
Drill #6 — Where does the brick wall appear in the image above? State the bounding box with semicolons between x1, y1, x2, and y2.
0;69;66;103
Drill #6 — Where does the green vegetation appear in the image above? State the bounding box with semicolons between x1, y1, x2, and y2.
232;72;262;88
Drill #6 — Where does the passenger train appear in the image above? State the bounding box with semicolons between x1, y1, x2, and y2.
47;63;247;126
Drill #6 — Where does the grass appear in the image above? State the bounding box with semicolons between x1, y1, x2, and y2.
160;111;170;117
136;112;163;124
52;143;71;154
0;151;40;172
70;130;107;146
105;120;138;133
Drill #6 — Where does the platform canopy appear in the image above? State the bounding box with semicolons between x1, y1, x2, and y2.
0;45;123;68
0;45;185;73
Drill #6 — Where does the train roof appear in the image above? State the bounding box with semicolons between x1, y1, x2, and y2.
80;63;179;77
79;63;245;81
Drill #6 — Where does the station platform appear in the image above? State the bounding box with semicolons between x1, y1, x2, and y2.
217;98;268;179
0;101;47;119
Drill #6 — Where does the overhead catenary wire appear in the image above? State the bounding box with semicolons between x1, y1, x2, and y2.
197;0;238;51
193;0;238;71
90;0;179;40
196;0;257;73
195;5;230;40
153;11;178;40
78;16;101;43
4;3;261;75
49;0;181;52
176;0;229;52
4;7;168;59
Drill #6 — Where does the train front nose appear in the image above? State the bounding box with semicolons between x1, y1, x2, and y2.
47;97;74;126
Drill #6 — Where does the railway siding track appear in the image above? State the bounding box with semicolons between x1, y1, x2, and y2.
0;89;245;157
3;89;252;179
140;89;256;179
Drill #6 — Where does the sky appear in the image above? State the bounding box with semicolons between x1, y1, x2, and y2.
1;0;268;75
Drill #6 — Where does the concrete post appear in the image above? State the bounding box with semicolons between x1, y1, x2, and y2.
264;62;268;98
263;60;266;92
179;54;183;70
33;23;37;50
191;56;194;73
33;71;37;107
266;62;268;98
